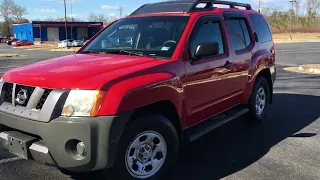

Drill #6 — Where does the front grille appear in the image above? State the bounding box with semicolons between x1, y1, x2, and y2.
4;83;13;103
3;82;51;110
36;89;52;110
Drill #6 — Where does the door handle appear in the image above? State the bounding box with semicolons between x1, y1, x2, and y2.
224;61;232;69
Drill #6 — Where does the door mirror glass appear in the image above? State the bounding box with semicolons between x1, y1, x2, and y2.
194;42;220;59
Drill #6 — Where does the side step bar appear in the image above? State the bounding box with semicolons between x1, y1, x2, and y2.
186;106;249;142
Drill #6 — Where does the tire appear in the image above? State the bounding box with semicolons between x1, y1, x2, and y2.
103;115;179;180
247;76;270;122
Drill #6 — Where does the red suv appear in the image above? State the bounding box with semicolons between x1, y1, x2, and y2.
0;0;276;179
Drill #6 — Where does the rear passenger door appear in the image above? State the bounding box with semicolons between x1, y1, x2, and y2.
223;12;253;96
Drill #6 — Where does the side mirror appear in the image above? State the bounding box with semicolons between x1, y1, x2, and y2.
194;42;220;59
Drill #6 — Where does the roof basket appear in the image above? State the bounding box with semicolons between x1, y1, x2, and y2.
129;0;252;16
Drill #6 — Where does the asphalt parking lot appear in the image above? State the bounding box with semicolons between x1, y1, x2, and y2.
0;43;319;180
0;46;72;75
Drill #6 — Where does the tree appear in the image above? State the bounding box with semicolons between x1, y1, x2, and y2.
0;0;28;36
294;0;300;23
11;4;27;22
0;0;14;36
87;13;117;25
88;13;108;23
309;0;320;13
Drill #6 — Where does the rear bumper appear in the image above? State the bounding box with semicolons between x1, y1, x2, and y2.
0;111;132;172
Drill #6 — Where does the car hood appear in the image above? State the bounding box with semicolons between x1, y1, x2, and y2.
2;54;166;89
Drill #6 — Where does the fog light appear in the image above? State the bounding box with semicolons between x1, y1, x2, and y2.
62;104;74;117
76;141;87;157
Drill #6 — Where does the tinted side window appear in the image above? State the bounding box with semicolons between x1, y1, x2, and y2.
239;20;251;47
249;14;272;42
189;19;224;56
226;20;247;51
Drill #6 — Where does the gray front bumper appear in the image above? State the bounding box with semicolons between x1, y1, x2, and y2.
0;112;116;171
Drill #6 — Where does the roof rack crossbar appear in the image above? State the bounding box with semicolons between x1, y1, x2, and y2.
187;0;215;12
214;0;252;10
129;0;252;16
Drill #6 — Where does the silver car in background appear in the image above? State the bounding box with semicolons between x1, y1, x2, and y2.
72;40;84;47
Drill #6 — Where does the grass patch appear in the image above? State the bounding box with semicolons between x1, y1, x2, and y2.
273;33;320;43
0;53;20;58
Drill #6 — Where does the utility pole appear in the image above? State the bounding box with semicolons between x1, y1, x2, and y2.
118;7;123;18
289;0;296;40
64;0;68;40
258;0;261;12
70;0;73;39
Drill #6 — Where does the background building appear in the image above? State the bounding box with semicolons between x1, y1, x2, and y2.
12;21;103;42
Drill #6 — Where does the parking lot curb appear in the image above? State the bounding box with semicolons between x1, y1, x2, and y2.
283;64;320;75
298;64;320;74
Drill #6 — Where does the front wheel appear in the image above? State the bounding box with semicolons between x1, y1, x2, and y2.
247;76;270;122
103;115;179;180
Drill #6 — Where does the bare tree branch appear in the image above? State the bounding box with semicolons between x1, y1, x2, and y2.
87;13;117;25
0;0;28;36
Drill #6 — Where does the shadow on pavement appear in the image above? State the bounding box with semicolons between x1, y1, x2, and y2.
164;93;320;180
290;132;317;138
67;93;320;180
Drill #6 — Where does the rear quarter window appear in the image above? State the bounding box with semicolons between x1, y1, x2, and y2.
248;14;272;43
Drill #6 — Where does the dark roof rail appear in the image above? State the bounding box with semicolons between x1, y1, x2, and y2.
130;3;149;16
129;0;252;16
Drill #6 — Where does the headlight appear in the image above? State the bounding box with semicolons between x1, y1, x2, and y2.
61;90;105;117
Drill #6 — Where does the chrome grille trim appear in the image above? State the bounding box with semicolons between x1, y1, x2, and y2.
27;87;45;109
11;83;16;106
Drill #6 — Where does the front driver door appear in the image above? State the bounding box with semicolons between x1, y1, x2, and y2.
185;15;238;126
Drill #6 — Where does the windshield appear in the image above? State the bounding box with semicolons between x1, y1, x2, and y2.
80;16;190;58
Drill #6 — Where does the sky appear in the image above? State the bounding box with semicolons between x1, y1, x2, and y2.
14;0;307;21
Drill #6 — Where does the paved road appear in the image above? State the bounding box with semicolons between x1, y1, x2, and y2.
0;43;319;180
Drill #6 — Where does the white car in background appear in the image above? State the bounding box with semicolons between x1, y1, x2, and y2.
83;40;89;45
58;39;73;48
72;40;84;47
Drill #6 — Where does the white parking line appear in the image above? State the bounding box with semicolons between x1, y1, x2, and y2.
0;157;24;164
277;50;320;54
0;65;20;68
277;48;320;52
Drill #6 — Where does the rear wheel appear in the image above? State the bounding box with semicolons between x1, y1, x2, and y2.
103;115;179;180
247;76;270;122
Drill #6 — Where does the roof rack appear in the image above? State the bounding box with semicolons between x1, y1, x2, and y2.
129;0;252;16
214;1;252;10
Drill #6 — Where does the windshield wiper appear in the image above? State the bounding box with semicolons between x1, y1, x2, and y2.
79;50;100;54
101;49;158;58
119;50;145;57
81;49;158;59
